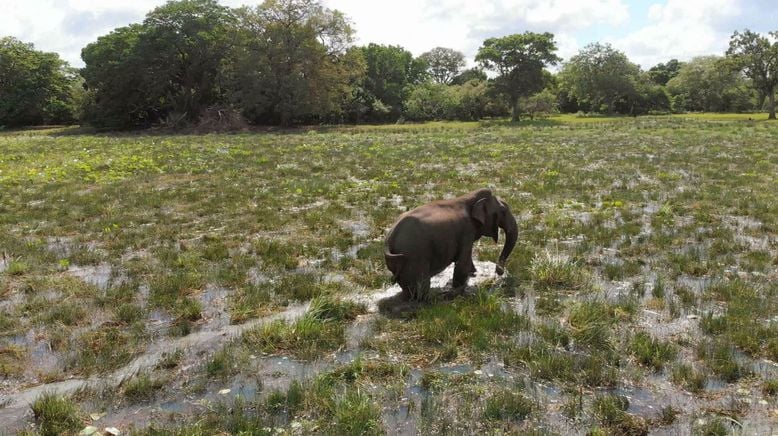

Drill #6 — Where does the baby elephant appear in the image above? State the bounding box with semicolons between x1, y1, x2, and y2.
384;188;518;301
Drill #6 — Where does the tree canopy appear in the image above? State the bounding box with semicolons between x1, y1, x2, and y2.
727;29;778;119
667;56;753;113
3;1;775;129
561;43;640;114
81;0;235;128
358;43;428;121
647;59;683;86
0;37;77;127
419;47;466;84
225;0;361;125
476;32;560;121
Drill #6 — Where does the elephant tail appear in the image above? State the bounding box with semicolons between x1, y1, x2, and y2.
384;250;405;284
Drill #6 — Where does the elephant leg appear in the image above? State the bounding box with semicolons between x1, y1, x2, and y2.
453;245;474;292
453;263;470;292
398;262;430;301
416;276;431;301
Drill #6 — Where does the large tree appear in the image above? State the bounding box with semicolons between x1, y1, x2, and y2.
0;37;77;127
81;0;235;128
451;67;487;85
476;32;560;121
419;47;466;84
141;0;235;122
358;44;427;121
647;59;683;86
81;25;159;128
225;0;361;125
561;43;640;114
727;29;778;120
667;56;754;113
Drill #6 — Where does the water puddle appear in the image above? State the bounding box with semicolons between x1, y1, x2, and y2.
676;275;712;294
0;299;314;427
247;267;272;286
638;308;698;340
46;236;74;258
2;329;64;387
341;220;371;239
508;289;537;319
1;259;500;427
68;263;114;290
345;315;376;349
147;309;174;337
611;384;664;417
330;242;370;263
197;286;231;330
725;215;762;231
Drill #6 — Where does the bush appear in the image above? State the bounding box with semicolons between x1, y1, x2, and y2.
520;89;558;120
404;82;460;121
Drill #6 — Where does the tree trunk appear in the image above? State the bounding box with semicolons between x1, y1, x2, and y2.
768;91;776;120
511;97;521;122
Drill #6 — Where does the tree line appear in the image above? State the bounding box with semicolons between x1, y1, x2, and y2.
1;0;777;129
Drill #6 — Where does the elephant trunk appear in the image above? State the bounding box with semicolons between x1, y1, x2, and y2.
496;207;518;276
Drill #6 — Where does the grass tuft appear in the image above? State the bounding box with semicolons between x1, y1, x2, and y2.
332;389;384;435
31;392;82;436
671;363;707;393
591;394;648;435
483;388;534;421
123;372;165;403
530;251;589;290
628;332;677;370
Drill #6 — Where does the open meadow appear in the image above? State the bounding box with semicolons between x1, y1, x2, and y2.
0;116;776;434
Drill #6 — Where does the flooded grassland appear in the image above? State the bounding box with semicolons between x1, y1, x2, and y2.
0;117;776;434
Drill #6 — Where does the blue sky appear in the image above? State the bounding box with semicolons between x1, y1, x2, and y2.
1;0;775;69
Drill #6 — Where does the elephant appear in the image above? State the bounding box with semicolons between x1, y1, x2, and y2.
384;188;518;301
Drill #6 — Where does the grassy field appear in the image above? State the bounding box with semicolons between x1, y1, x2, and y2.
0;115;776;434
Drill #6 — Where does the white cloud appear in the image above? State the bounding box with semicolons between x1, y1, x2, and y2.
0;0;246;66
613;0;741;68
0;0;769;70
324;0;629;66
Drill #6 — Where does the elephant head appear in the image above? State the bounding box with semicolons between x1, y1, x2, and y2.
472;193;518;276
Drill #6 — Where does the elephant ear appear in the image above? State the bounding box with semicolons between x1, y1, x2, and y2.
472;197;499;242
472;198;488;226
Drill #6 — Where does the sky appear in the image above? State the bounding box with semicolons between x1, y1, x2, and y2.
1;0;775;69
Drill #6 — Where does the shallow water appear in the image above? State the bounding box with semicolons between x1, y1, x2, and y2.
68;263;114;290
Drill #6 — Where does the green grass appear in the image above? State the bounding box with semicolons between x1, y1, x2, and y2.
699;280;776;358
240;296;366;360
529;250;589;290
206;343;247;379
591;394;648;435
331;389;384;435
367;288;529;364
503;344;618;387
43;301;87;326
70;325;145;374
628;331;677;370
0;344;26;377
483;388;535;421
30;392;83;436
323;355;409;385
123;372;166;403
568;301;618;351
692;416;731;435
671;363;707;393
696;340;749;383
